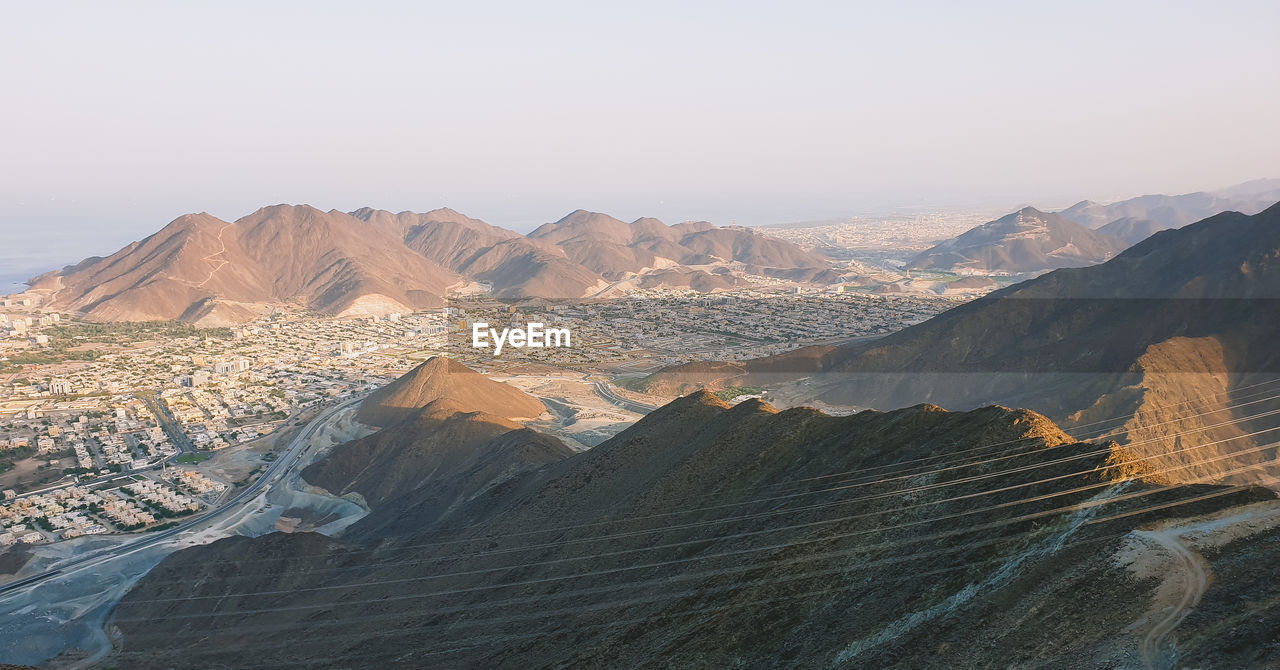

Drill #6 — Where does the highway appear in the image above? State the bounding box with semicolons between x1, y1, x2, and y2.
0;394;365;598
593;381;658;414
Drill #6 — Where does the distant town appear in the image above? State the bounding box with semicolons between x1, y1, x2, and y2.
0;282;965;548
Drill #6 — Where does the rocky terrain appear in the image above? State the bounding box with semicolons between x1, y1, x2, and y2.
901;182;1280;277
354;356;546;427
29;206;831;324
304;397;573;522
31;205;459;325
107;389;1280;668
644;203;1280;486
1059;179;1280;236
906;207;1128;274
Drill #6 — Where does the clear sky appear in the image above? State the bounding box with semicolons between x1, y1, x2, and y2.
1;0;1278;282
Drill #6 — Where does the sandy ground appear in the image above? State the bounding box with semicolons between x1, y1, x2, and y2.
0;456;69;491
1113;499;1280;668
499;373;643;449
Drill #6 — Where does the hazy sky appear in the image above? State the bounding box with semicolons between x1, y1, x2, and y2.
2;0;1278;280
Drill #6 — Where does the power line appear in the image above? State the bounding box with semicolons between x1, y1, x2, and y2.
113;406;1280;587
115;436;1278;611
111;471;1267;661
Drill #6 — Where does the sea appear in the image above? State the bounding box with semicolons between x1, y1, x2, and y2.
0;226;146;296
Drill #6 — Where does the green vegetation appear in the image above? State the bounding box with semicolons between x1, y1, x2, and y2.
0;321;233;372
174;452;212;464
0;348;101;371
0;445;37;475
712;386;765;402
232;465;265;488
614;377;647;391
48;320;233;343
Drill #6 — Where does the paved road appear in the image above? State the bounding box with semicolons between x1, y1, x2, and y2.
0;394;365;598
593;381;658;414
144;394;196;455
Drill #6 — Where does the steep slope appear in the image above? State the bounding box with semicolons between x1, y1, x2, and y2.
348;207;605;299
906;207;1127;274
350;206;522;269
529;209;829;279
1057;181;1280;242
678;226;830;267
109;392;1276;668
1059;193;1236;231
1095;215;1168;245
37;205;458;324
303;398;573;510
1059;185;1280;232
32;204;828;318
646;203;1280;484
355;356;545;427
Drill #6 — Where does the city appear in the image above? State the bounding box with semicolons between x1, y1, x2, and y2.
0;283;962;548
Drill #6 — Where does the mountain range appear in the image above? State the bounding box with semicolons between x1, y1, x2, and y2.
30;205;830;325
108;362;1279;668
907;180;1280;274
906;207;1128;274
644;201;1280;485
99;199;1280;666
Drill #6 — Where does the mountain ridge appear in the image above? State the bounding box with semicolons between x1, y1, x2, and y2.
355;356;546;427
906;206;1128;274
30;205;830;323
644;201;1280;485
108;385;1278;668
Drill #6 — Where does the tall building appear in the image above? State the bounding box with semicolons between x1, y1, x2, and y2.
50;380;74;395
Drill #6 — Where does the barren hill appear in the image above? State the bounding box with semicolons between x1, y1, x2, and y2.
31;204;829;322
1056;181;1280;245
355;356;545;427
111;390;1277;668
529;209;830;279
36;205;458;325
348;207;605;299
906;206;1127;274
304;398;572;510
1095;216;1169;245
646;202;1280;485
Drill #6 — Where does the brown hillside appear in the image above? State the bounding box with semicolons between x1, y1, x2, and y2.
41;205;458;324
355;356;545;427
304;398;572;510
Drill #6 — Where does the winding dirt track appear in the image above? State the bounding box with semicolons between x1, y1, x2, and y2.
196;222;234;287
1136;529;1209;669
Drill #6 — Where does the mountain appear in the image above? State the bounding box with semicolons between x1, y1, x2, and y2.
906;207;1128;274
1058;193;1235;231
645;202;1280;484
1095;216;1169;245
32;205;460;325
529;209;830;279
30;206;829;323
1057;180;1280;245
354;356;545;427
349;207;607;300
303;398;572;511
108;390;1277;668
